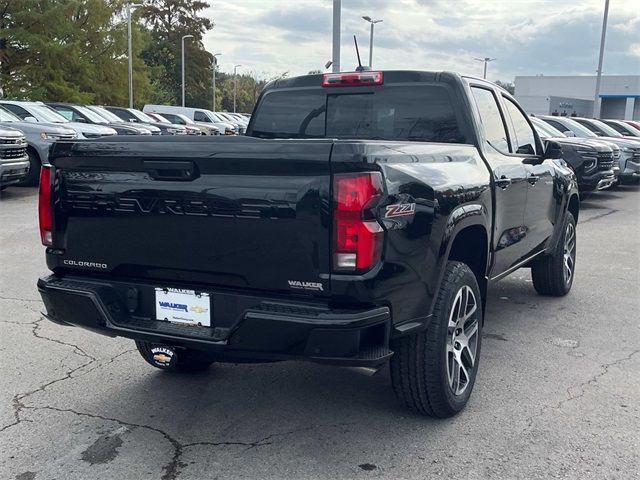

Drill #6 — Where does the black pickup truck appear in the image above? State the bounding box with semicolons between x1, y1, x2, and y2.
38;71;579;417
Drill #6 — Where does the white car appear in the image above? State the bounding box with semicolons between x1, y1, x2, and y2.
143;105;236;135
0;101;117;139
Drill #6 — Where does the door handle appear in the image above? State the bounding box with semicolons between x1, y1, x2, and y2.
495;176;512;189
528;173;540;185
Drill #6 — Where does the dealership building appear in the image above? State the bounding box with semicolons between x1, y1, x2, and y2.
514;75;640;120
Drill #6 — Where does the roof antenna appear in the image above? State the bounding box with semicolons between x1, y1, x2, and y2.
353;35;370;71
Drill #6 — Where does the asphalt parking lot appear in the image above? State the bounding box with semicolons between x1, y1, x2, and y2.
1;185;638;480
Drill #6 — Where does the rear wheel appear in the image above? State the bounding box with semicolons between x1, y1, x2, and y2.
531;212;576;296
135;341;215;373
390;261;482;417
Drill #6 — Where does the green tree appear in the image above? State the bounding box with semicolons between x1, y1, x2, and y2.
495;80;515;95
138;0;213;108
0;0;153;105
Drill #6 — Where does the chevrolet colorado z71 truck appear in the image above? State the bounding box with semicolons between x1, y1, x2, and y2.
38;71;579;417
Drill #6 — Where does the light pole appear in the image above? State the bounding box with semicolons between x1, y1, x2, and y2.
474;57;496;79
233;64;242;113
127;3;143;108
181;34;194;107
593;0;610;118
362;16;383;68
211;53;221;111
332;0;341;72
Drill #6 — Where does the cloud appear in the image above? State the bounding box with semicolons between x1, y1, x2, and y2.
202;0;640;81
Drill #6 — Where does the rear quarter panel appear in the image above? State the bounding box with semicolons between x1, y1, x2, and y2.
329;141;492;330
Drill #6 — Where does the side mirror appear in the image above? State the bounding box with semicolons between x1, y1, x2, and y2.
24;116;38;123
76;117;87;123
564;130;576;137
543;141;563;160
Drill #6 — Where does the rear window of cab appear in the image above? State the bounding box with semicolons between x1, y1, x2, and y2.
251;85;465;144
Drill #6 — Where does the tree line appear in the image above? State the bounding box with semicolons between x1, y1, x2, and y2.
0;0;273;112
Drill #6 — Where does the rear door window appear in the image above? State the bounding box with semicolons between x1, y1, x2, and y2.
470;87;510;153
251;85;465;143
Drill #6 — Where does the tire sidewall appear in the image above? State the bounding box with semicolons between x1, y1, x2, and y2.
17;149;41;187
434;264;483;412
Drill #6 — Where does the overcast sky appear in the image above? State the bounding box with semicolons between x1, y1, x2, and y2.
202;0;640;82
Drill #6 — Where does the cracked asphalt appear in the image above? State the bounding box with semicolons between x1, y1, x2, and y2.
1;185;639;480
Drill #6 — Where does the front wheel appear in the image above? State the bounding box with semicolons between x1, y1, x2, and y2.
531;212;576;296
135;341;215;373
16;149;41;187
390;261;483;417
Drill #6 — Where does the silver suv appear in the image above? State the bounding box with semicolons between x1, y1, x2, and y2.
0;126;30;190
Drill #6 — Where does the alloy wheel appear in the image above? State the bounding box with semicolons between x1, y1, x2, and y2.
563;222;576;285
446;285;479;396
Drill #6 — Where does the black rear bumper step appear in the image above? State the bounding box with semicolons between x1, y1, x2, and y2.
38;275;393;367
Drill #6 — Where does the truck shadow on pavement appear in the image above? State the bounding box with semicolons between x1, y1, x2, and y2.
55;275;555;468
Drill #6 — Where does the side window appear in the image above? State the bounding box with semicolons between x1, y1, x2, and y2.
112;109;133;121
502;97;537;155
3;104;30;120
544;119;569;133
54;108;74;121
574;119;602;135
470;87;509;153
194;111;210;122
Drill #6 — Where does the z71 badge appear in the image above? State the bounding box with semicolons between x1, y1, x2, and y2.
385;203;416;218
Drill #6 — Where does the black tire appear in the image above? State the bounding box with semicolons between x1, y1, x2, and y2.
135;341;215;373
16;149;41;187
390;261;483;418
531;212;576;297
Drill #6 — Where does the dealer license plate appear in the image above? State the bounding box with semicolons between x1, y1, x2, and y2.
154;288;211;327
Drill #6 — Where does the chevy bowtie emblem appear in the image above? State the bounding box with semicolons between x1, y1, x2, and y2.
153;353;172;363
190;306;209;314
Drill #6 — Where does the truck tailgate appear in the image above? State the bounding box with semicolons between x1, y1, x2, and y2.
49;137;333;296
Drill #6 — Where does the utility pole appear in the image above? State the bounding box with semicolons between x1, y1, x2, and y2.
211;53;221;111
127;3;143;108
233;64;242;113
593;0;610;118
362;16;383;68
181;34;194;107
332;0;341;72
474;57;496;79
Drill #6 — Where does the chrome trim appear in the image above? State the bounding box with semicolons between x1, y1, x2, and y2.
596;177;614;190
490;250;545;281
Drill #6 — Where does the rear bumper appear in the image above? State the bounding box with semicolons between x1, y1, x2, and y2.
0;156;30;186
37;275;393;367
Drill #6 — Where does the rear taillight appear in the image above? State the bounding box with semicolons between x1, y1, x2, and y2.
38;167;52;246
333;173;384;272
322;71;384;88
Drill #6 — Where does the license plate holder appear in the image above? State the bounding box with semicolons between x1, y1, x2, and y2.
154;288;211;327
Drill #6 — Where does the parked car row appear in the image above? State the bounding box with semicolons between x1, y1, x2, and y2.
142;105;250;136
530;114;640;194
0;100;251;187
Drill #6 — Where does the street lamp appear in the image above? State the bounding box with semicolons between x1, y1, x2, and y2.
593;0;610;117
233;64;242;113
127;3;144;108
181;34;194;107
474;57;496;79
362;16;383;68
211;53;222;111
